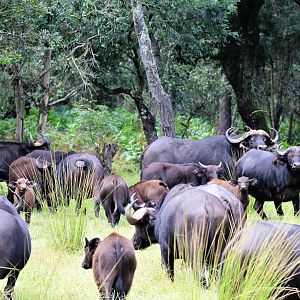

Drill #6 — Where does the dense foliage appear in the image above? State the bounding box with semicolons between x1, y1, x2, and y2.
1;0;299;143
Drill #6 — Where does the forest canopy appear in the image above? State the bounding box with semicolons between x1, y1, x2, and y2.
0;0;299;148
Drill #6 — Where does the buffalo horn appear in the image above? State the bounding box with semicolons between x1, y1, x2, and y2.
217;162;222;168
35;156;50;169
33;133;46;146
198;161;208;169
276;144;288;156
270;128;279;145
9;188;23;213
125;198;155;225
225;127;246;144
29;133;35;146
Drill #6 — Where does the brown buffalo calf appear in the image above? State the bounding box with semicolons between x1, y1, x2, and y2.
82;232;137;299
209;177;257;210
9;178;36;224
129;179;169;209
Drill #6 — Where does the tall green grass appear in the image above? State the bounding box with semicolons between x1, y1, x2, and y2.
219;224;300;300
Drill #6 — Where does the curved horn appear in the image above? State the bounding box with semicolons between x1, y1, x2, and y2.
270;128;279;144
198;161;209;169
35;156;50;169
217;162;222;168
9;188;23;213
125;204;149;225
29;133;35;146
225;127;246;144
276;144;288;156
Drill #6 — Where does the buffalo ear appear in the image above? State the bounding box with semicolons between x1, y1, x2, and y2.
193;169;203;177
249;178;258;186
29;181;38;188
89;238;100;252
273;155;286;166
229;179;237;186
8;182;17;189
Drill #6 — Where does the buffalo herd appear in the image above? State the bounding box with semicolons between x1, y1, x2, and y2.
1;127;300;299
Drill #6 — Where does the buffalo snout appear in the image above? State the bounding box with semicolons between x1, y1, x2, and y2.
257;145;267;150
81;261;90;269
292;162;300;171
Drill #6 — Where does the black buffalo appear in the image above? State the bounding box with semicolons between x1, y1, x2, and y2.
220;221;300;299
125;184;243;280
235;146;300;218
0;134;50;181
0;196;31;299
56;152;104;210
140;127;278;178
94;174;130;226
27;149;76;166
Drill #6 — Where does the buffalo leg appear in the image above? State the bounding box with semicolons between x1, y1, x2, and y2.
94;198;100;218
103;201;113;225
4;270;19;299
253;199;267;219
99;283;111;300
160;245;174;281
112;211;121;226
273;201;284;216
293;196;300;216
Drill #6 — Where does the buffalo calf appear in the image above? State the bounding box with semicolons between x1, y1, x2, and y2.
209;177;257;211
9;178;36;224
82;233;136;299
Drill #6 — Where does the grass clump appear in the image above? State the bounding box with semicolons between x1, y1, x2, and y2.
219;223;300;300
47;201;88;253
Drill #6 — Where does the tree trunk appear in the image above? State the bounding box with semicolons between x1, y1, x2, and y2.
217;94;232;135
287;112;294;144
131;0;176;137
219;0;269;131
11;63;24;142
38;47;52;134
132;92;158;144
96;142;119;176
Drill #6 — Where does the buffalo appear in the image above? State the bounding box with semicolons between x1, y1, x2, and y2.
0;196;31;299
208;177;257;211
235;145;300;218
141;162;222;188
0;133;50;181
9;178;36;224
125;184;242;281
27;149;76;166
8;156;49;207
82;232;136;299
56;152;104;210
220;221;300;299
129;180;169;209
140;127;278;178
94;174;130;226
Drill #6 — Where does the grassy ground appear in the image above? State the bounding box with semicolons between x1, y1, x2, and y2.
0;165;300;300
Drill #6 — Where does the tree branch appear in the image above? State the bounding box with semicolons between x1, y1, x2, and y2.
48;89;77;106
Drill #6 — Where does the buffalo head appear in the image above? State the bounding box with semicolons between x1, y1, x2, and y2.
237;176;258;193
29;133;51;150
81;237;100;269
225;127;278;151
198;162;223;183
125;198;157;250
275;145;300;172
